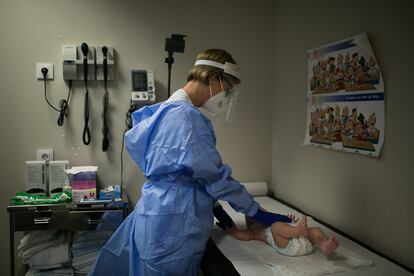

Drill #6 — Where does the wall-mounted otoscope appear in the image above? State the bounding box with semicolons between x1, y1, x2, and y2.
96;45;114;81
96;45;114;151
81;42;91;145
102;46;108;81
81;42;89;83
101;46;109;151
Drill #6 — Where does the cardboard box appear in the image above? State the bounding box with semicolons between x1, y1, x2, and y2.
71;172;97;202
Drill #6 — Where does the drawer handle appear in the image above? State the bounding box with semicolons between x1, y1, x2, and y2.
88;219;104;225
35;209;52;213
34;217;51;224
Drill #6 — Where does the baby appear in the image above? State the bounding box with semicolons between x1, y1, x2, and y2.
226;212;339;257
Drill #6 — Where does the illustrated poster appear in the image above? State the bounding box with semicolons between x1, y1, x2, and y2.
304;33;385;157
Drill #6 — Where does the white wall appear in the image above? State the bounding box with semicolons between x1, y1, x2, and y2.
0;0;274;274
271;0;414;270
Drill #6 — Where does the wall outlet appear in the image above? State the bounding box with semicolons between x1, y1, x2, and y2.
37;149;54;161
36;63;54;80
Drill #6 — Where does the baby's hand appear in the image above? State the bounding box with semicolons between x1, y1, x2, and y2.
287;214;299;223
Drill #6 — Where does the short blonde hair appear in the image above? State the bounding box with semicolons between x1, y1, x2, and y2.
187;49;240;85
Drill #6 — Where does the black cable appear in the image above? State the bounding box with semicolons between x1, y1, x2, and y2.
102;86;109;151
57;81;72;126
120;102;140;194
81;43;91;145
43;78;60;112
82;86;91;145
120;128;128;191
43;75;72;126
102;48;109;151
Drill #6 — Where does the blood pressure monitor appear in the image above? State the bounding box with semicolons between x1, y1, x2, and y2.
131;70;155;102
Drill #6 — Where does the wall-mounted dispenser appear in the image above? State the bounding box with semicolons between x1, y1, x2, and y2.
96;46;114;81
63;44;115;81
62;45;77;80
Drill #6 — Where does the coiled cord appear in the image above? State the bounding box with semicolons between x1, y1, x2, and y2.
43;77;72;126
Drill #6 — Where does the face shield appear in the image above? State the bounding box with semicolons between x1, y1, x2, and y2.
194;60;241;123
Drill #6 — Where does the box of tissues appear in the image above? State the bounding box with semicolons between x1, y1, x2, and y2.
65;166;98;202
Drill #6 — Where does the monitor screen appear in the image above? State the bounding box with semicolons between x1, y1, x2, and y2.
132;71;148;91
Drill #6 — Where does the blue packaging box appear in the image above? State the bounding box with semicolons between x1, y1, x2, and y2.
99;190;121;200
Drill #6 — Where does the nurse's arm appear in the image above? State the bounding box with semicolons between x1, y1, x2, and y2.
182;135;260;217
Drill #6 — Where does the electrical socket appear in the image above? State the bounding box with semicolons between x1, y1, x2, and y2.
37;149;54;161
36;63;54;80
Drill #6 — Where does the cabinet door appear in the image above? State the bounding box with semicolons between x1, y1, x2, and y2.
69;210;124;231
14;210;69;231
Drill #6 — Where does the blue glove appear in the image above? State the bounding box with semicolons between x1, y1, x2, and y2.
250;209;292;226
213;205;234;231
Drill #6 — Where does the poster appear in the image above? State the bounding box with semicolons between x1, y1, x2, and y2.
304;33;385;157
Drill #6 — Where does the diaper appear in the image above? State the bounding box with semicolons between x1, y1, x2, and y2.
264;227;313;256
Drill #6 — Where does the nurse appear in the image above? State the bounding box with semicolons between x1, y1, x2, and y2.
89;49;291;276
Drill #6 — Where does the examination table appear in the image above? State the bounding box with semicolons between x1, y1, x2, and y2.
212;182;412;276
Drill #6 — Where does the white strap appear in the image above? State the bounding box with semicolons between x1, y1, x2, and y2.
195;60;225;69
194;59;241;79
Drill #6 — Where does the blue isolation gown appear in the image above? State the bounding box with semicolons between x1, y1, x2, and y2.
89;89;259;276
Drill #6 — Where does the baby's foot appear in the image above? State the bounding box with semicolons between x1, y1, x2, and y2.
320;236;339;256
332;236;340;247
298;216;309;237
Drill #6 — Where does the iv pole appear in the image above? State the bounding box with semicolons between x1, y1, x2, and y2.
164;34;186;98
165;51;174;98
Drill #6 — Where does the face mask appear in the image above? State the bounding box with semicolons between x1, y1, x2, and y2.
202;77;229;116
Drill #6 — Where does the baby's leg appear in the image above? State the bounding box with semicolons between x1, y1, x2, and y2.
244;222;292;249
246;224;291;249
245;215;267;237
307;227;327;246
272;230;291;249
308;227;339;256
227;224;256;241
271;216;309;239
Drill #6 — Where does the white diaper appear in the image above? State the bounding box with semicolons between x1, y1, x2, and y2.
264;227;313;256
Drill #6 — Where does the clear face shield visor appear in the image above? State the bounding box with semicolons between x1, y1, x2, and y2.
219;74;240;122
194;60;241;123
